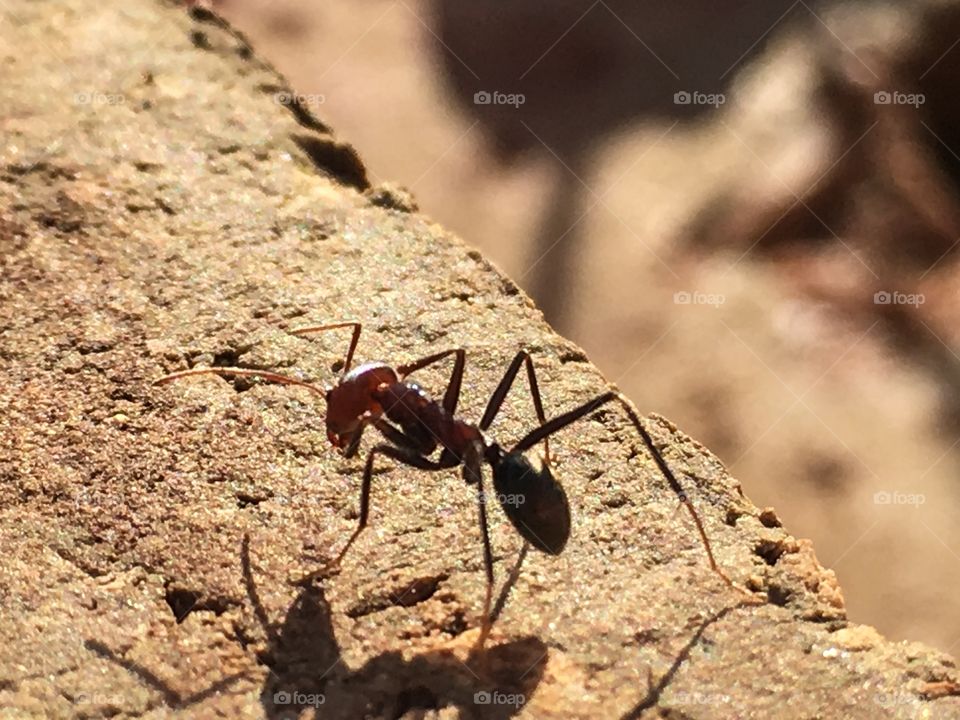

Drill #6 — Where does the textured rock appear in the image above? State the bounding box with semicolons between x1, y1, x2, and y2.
1;1;958;718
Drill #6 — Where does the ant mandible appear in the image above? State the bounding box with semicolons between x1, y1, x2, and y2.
155;321;735;647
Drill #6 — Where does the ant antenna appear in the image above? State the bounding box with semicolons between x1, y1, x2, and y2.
153;367;326;398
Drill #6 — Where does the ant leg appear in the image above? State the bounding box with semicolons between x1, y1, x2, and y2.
289;321;362;376
328;443;449;571
341;418;369;459
490;542;529;626
480;351;550;464
464;445;496;649
371;417;459;461
154;367;325;399
397;348;466;415
511;391;734;589
370;418;416;450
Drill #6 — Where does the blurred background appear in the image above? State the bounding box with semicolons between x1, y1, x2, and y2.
200;0;960;654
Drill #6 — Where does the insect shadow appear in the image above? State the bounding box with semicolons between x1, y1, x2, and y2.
85;536;544;718
243;535;547;719
619;600;755;720
83;640;246;710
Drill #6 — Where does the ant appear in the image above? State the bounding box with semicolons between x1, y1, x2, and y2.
156;321;735;647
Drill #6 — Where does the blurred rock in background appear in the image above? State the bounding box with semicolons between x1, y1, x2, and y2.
206;0;960;654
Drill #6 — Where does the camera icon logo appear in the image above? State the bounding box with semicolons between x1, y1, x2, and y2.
674;91;691;105
874;91;892;104
873;291;891;305
474;91;492;105
273;691;292;705
673;291;691;305
474;691;492;704
873;491;892;505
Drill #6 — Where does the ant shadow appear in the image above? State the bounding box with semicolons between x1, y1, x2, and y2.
245;536;545;719
87;536;546;719
84;640;247;709
618;601;754;720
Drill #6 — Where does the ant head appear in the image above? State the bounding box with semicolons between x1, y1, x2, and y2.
324;362;398;452
492;450;570;555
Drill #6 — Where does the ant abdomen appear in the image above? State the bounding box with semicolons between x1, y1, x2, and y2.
492;451;571;555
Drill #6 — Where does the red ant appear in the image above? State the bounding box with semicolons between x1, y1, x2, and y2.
156;321;735;646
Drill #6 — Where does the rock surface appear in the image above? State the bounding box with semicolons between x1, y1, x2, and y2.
1;1;959;718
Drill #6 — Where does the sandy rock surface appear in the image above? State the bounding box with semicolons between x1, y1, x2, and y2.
1;1;959;718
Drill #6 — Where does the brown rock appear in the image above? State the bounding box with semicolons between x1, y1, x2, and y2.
1;1;958;718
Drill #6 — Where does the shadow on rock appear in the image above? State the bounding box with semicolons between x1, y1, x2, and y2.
84;639;247;709
246;535;547;720
619;600;757;719
82;534;543;718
